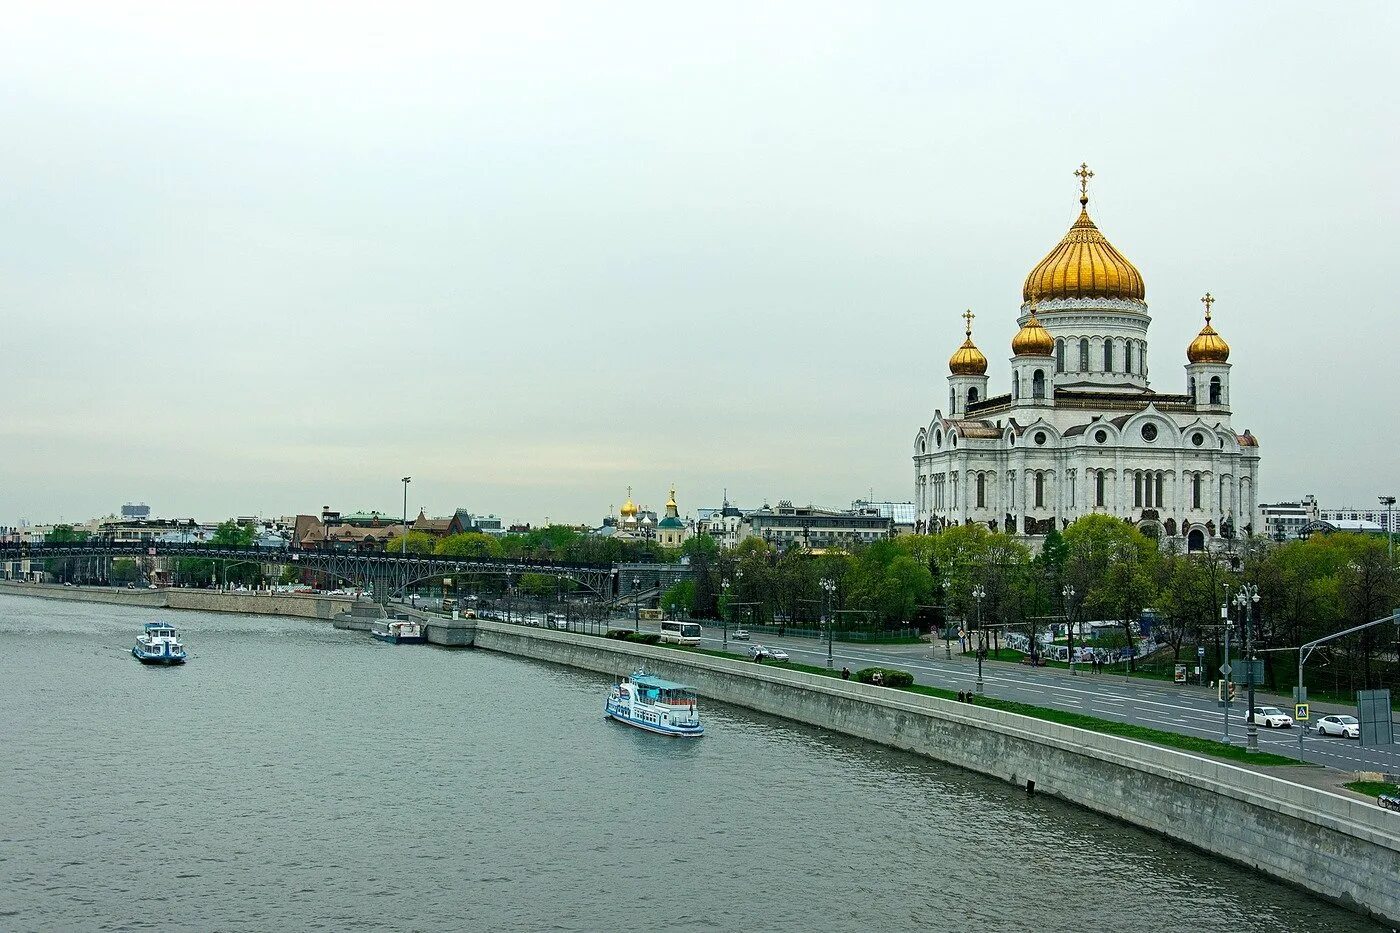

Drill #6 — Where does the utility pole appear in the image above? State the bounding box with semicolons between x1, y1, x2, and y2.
1220;599;1232;744
1381;495;1396;565
972;584;986;694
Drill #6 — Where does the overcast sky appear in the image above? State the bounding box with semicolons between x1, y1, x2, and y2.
2;2;1396;526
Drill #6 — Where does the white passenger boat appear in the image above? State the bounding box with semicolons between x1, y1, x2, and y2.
371;619;427;644
132;622;188;665
604;670;703;737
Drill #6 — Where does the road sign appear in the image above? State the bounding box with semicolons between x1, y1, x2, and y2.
1295;703;1309;721
1197;646;1206;657
1218;663;1232;677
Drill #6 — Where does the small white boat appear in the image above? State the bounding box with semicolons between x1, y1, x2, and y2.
604;670;703;737
132;622;188;665
371;619;427;644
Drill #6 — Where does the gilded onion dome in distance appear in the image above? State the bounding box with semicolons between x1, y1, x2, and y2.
620;486;639;517
1022;164;1145;303
1188;293;1231;363
948;309;988;375
1011;309;1054;356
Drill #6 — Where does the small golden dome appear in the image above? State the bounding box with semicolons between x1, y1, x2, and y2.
666;486;678;510
1187;293;1230;363
1022;166;1145;303
948;309;988;375
1011;311;1054;356
620;486;638;517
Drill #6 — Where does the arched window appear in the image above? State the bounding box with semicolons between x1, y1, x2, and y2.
1055;339;1065;373
1210;376;1222;405
1155;472;1165;505
1032;369;1046;399
1134;472;1142;508
1192;473;1202;509
1079;338;1090;371
1095;470;1106;508
1125;341;1134;374
1034;472;1045;508
976;473;986;508
1188;376;1196;401
950;388;956;411
967;386;979;406
1104;340;1114;372
1013;373;1020;399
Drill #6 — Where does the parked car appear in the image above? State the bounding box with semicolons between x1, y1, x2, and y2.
1316;715;1360;739
731;629;751;640
765;646;790;662
747;644;769;660
1246;706;1294;728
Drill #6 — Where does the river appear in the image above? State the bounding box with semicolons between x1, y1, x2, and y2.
0;593;1380;932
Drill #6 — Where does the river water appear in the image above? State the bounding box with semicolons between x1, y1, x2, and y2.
0;594;1381;932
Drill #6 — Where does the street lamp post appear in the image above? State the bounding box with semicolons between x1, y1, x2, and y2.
972;584;986;694
820;577;837;668
1062;584;1077;675
1235;583;1261;753
1381;495;1396;566
720;579;731;648
633;576;641;633
941;579;952;659
1221;599;1232;744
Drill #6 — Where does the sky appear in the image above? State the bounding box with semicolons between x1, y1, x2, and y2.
2;2;1397;527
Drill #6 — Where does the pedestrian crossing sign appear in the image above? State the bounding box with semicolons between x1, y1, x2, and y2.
1295;703;1309;721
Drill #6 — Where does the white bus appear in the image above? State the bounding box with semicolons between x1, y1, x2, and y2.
659;620;702;646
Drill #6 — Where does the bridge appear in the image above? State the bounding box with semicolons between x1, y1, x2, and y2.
0;541;617;602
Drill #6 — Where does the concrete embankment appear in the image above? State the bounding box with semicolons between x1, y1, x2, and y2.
471;620;1400;927
0;581;352;620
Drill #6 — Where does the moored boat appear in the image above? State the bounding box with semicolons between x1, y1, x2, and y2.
604;670;703;737
371;619;427;644
132;622;188;665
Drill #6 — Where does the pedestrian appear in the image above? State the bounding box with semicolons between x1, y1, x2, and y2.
841;666;851;680
872;670;884;687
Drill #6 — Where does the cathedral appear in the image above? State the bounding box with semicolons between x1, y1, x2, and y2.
912;166;1261;552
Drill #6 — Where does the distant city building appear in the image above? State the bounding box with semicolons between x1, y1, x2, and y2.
695;499;747;549
121;503;151;520
596;487;660;541
741;501;892;549
1318;505;1398;534
655;488;690;549
851;500;917;535
1259;495;1319;541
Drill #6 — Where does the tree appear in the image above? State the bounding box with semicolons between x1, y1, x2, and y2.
385;530;436;555
1063;515;1158;670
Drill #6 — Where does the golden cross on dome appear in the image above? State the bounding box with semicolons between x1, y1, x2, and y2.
1074;162;1094;206
1201;292;1215;322
962;309;975;336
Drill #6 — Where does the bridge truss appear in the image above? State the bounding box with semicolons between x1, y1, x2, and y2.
0;542;617;601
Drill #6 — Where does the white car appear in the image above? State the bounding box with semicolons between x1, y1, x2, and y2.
731;629;751;640
1246;706;1294;729
1315;715;1360;739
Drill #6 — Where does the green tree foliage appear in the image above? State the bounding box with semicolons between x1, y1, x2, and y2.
109;558;139;584
387;530;436;555
435;533;502;558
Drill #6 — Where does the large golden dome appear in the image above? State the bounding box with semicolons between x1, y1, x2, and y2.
948;310;988;375
1011;310;1054;357
1187;293;1230;363
1023;169;1145;303
620;487;639;517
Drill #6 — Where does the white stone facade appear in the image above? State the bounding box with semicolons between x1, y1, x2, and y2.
913;286;1261;552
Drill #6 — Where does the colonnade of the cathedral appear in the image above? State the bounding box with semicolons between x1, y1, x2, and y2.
914;458;1258;545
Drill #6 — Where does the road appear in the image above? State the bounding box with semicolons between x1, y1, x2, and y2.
656;618;1400;776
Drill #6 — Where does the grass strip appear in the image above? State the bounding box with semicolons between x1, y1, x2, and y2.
1344;780;1400;799
667;644;1303;767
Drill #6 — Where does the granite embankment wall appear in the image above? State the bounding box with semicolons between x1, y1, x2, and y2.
0;581;351;620
472;620;1400;927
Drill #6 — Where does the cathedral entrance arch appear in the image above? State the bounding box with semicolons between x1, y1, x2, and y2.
1187;528;1206;552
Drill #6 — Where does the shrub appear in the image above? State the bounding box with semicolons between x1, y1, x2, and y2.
855;667;913;688
605;630;661;645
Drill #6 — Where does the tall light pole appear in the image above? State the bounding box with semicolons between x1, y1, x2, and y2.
721;578;730;648
972;583;987;694
1380;495;1396;565
1062;584;1077;675
401;476;412;556
941;579;952;659
633;575;641;632
1235;583;1261;753
1220;597;1232;744
820;577;837;668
